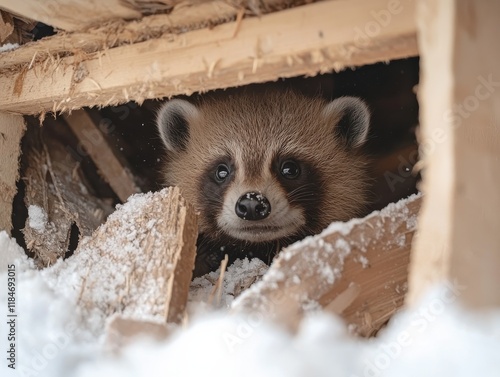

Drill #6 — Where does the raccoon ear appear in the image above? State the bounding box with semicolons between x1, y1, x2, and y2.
323;97;370;148
156;99;199;153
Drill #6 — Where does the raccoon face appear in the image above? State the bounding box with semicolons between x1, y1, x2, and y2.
156;91;370;244
201;151;323;243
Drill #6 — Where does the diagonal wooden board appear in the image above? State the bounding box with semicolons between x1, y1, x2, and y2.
233;194;421;336
0;0;297;71
48;186;198;324
408;0;500;308
0;0;418;115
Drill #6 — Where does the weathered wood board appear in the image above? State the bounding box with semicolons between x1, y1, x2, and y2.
408;0;500;308
22;119;112;265
233;194;421;336
0;0;418;115
0;113;25;234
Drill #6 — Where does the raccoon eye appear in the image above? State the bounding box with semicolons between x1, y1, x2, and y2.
215;164;230;182
280;160;300;179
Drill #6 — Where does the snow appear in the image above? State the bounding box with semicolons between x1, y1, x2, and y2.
0;235;498;377
39;190;190;338
356;255;370;268
0;43;19;53
324;192;421;237
189;258;268;311
1;192;498;376
28;205;48;233
0;232;35;273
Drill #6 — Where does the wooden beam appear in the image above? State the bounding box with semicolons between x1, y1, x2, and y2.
0;0;418;115
0;1;238;71
63;110;141;202
61;186;198;324
0;0;141;31
233;194;421;336
0;113;25;234
408;0;500;307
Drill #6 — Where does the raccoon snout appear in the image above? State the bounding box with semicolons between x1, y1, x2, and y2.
235;192;271;221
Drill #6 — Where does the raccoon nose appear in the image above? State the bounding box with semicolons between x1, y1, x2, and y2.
235;192;271;221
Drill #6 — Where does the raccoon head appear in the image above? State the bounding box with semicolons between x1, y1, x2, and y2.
156;91;370;244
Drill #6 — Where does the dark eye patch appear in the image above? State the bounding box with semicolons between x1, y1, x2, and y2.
197;156;235;231
272;154;325;233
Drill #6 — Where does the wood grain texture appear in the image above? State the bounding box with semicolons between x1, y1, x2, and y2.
0;0;299;71
58;187;198;324
22;120;113;266
233;194;421;336
0;0;418;115
408;0;500;308
0;0;141;31
0;113;25;234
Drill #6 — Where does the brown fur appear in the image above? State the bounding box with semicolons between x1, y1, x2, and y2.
160;90;369;238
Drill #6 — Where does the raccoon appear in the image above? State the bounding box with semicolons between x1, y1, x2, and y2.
156;90;371;276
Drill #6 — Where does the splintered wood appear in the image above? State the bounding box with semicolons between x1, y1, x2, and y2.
0;0;418;115
0;113;25;234
233;194;422;336
22;120;112;266
408;0;500;308
63;187;198;324
0;0;141;31
0;0;298;71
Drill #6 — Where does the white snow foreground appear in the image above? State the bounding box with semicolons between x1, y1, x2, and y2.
1;230;499;377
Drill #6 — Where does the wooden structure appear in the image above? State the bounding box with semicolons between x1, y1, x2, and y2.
407;0;500;308
0;0;498;331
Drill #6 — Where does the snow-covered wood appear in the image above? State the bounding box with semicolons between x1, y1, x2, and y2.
233;194;422;336
0;0;297;71
0;0;141;31
67;187;198;324
63;110;140;202
408;0;500;308
0;112;25;234
0;0;418;115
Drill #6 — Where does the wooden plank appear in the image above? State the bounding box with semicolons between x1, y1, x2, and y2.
0;0;141;31
0;0;238;71
48;186;198;324
22;118;113;266
233;194;421;336
63;110;141;202
0;0;418;115
0;113;25;234
408;0;500;307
